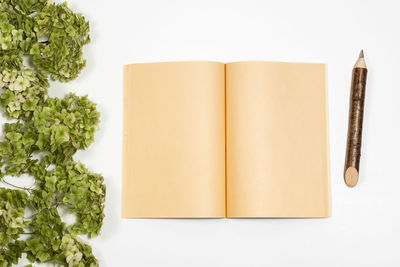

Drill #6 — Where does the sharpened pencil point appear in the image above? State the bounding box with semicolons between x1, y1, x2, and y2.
354;50;367;68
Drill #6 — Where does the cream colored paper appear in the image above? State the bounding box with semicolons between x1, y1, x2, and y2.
123;61;331;218
226;62;331;217
122;62;226;218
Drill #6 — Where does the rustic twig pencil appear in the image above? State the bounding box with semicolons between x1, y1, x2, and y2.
344;50;368;187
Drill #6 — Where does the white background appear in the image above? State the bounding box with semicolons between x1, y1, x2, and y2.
5;0;400;266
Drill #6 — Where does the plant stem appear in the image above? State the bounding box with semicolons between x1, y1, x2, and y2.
0;178;32;191
25;201;74;219
20;232;36;235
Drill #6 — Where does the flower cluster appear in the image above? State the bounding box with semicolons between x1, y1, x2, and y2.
0;0;90;81
0;1;104;266
0;23;23;51
0;68;49;119
31;2;90;81
0;188;29;266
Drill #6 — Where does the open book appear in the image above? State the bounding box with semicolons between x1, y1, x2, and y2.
122;61;331;218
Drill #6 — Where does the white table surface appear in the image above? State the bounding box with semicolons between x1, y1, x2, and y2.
6;0;400;266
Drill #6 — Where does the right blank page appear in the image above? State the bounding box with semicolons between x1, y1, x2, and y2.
226;62;331;217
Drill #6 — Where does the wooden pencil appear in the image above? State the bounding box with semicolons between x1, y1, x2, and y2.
344;50;368;187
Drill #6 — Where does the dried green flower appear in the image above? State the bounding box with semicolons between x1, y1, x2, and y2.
1;0;90;81
0;1;104;266
31;2;90;81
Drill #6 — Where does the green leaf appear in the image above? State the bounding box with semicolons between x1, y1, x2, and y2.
22;99;39;111
53;125;70;146
6;132;22;142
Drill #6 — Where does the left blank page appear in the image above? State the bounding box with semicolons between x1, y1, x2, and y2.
122;62;226;218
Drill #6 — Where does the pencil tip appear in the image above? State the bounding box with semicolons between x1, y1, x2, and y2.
359;50;364;58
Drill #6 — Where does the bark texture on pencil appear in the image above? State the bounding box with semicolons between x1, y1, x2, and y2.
344;50;368;187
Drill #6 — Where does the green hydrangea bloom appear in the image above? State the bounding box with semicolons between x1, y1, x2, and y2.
0;188;29;266
31;2;90;81
1;0;90;81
